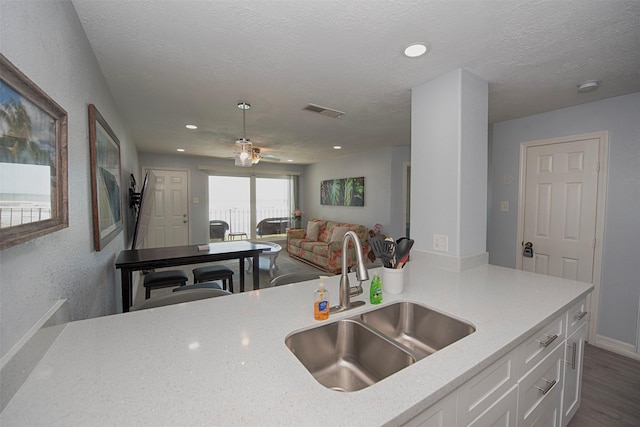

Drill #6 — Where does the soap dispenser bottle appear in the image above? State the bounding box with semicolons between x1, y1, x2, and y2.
370;274;383;304
314;276;330;321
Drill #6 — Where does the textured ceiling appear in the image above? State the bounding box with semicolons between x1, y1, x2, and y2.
72;0;640;164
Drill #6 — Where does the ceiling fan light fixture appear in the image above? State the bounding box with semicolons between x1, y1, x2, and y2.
234;101;253;167
235;138;253;167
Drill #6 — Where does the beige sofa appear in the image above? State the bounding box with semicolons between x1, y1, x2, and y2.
286;219;370;274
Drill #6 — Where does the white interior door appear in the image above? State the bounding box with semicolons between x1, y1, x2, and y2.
520;137;600;282
147;169;189;248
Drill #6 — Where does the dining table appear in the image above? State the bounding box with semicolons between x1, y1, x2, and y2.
115;241;268;312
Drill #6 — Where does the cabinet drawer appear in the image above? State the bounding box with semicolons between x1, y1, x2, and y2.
566;297;588;337
466;385;517;427
457;348;518;426
518;313;565;377
518;344;564;426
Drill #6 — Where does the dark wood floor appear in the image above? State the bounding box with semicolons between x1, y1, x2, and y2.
568;343;640;427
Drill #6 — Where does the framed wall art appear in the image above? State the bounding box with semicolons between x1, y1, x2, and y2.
88;104;122;251
0;54;68;250
320;176;364;206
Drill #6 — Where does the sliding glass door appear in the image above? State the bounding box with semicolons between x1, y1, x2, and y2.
208;174;295;241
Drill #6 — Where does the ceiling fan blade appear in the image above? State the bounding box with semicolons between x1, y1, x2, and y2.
261;154;281;162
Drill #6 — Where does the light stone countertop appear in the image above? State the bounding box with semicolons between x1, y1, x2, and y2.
0;262;593;426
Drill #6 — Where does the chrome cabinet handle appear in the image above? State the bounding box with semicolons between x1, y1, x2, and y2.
536;378;557;395
538;334;558;347
565;341;577;369
573;311;588;321
569;341;577;370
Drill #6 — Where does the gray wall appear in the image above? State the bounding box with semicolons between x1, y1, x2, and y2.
137;152;306;242
0;1;139;358
304;146;411;240
489;92;640;348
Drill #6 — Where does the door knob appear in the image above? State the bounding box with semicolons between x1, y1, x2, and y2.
523;242;533;258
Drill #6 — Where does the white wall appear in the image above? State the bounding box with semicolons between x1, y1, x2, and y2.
0;1;138;359
304;146;410;240
138;152;306;242
489;92;640;348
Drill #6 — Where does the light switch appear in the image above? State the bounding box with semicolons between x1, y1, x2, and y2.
500;201;509;212
193;197;200;204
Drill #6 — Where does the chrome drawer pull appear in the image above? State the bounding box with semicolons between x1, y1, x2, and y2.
536;378;557;395
537;334;558;347
573;311;588;321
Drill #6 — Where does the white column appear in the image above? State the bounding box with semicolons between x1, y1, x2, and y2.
410;68;488;270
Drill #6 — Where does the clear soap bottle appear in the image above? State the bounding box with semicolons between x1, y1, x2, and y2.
314;277;330;321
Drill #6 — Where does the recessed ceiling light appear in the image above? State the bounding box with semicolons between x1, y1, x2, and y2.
333;146;342;150
403;42;430;58
577;80;600;93
185;124;197;130
287;159;293;162
177;148;185;152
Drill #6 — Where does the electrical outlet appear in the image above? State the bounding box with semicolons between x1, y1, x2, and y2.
500;201;509;212
433;234;448;252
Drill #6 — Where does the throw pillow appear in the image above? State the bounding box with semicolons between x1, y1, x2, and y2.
330;226;350;242
306;222;321;241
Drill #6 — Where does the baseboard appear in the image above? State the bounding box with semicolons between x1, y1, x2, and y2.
0;299;70;412
593;334;640;361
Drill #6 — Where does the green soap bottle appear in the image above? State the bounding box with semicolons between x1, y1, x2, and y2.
370;274;383;304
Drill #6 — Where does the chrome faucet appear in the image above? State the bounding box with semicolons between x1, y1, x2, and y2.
331;230;370;313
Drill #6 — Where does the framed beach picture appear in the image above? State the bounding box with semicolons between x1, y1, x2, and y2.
0;54;68;250
89;104;122;251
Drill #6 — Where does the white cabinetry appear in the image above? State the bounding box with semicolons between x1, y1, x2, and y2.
404;297;588;427
561;297;588;426
517;343;564;426
404;392;457;427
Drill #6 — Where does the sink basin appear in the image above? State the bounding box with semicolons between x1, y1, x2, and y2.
285;319;415;392
285;302;475;391
360;302;476;360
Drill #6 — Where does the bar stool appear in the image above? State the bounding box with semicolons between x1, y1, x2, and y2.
192;265;234;292
143;270;189;299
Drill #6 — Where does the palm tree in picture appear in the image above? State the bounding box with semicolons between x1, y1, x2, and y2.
0;98;49;165
329;179;343;206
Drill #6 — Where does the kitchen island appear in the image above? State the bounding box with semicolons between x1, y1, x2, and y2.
0;262;592;426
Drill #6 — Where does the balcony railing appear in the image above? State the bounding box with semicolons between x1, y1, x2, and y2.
209;208;291;238
0;206;52;228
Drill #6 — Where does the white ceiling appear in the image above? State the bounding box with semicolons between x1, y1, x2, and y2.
72;0;640;165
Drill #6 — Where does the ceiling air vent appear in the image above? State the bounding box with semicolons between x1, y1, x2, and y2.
302;103;345;119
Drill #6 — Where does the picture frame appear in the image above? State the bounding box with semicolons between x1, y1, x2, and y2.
320;176;364;206
89;104;122;251
0;54;68;250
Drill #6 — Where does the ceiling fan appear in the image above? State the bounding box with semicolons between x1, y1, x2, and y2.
234;101;280;166
250;147;281;165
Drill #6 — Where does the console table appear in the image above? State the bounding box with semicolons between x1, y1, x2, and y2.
115;241;266;312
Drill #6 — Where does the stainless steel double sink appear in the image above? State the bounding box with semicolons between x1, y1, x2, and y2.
285;301;475;392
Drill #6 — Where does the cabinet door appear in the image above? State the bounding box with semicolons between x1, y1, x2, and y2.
561;323;586;426
404;392;457;427
457;349;518;426
518;344;564;427
466;385;518;427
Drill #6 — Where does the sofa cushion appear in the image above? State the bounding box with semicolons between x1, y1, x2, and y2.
330;226;350;242
306;221;321;241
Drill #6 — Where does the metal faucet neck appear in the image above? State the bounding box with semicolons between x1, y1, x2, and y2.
331;231;369;313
